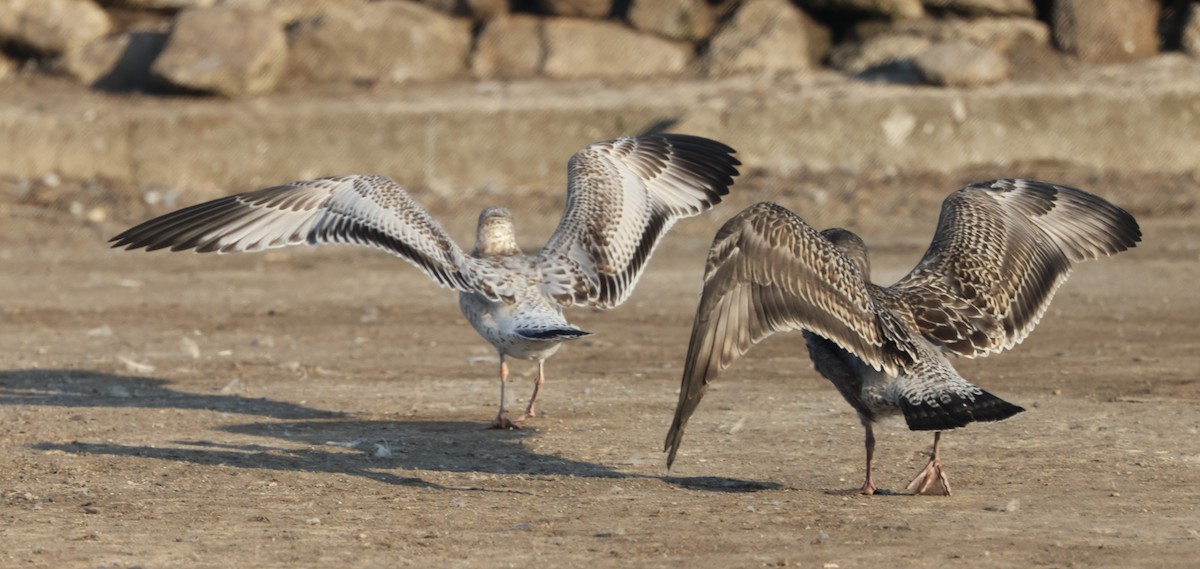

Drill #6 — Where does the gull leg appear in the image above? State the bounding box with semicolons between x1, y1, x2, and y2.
515;360;546;423
488;356;519;430
828;423;880;495
906;431;951;496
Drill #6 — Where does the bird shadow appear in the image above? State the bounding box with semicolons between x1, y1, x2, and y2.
0;369;341;419
7;369;776;492
31;420;629;490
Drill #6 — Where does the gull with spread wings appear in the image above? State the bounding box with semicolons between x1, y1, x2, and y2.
111;133;740;429
664;179;1140;494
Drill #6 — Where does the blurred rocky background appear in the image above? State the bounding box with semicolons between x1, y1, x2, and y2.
1;0;1198;227
0;0;1196;93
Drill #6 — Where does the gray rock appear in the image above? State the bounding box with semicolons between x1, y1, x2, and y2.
875;17;1050;51
0;0;112;56
414;0;509;20
472;15;544;79
829;34;932;73
914;40;1010;87
0;54;16;82
627;0;715;42
1053;0;1160;63
1184;2;1200;56
217;0;369;25
921;0;1035;17
287;2;472;85
113;0;216;8
707;0;823;77
151;7;287;97
542;19;691;79
536;0;612;19
798;0;924;20
57;32;167;91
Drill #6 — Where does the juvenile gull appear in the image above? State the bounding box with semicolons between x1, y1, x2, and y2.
664;179;1140;494
112;133;740;429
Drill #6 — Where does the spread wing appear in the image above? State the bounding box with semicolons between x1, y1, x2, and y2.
536;133;740;309
892;178;1141;357
110;175;500;298
664;202;917;469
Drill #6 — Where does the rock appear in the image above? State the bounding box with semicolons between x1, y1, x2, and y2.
1185;2;1200;56
151;7;287;97
0;0;112;56
0;55;16;82
217;0;369;25
1052;0;1160;63
542;19;691;79
287;2;472;85
57;32;167;90
414;0;508;20
706;0;823;77
113;0;216;9
627;0;715;42
914;40;1010;87
920;0;1035;17
798;0;924;20
472;15;544;79
829;34;932;73
536;0;613;19
869;17;1050;52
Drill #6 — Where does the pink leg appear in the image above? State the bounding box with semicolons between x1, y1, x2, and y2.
905;431;951;496
828;424;879;495
488;357;519;430
515;360;545;423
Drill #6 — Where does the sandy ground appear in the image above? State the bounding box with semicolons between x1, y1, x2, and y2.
2;171;1198;568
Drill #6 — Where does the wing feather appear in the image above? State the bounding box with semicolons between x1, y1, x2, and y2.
893;179;1141;357
665;202;917;468
537;134;740;308
110;175;487;296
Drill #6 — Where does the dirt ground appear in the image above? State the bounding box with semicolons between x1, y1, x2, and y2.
1;170;1198;568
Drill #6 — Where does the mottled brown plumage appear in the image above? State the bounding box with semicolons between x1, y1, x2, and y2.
665;179;1141;494
111;133;740;428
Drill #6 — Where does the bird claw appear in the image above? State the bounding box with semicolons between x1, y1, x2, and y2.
488;414;520;430
906;458;952;496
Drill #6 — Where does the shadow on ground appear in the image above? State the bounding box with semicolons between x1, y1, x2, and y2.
0;369;341;419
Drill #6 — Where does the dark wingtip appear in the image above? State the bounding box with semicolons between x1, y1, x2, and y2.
900;389;1024;432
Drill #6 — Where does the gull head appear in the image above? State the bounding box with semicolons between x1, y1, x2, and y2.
821;227;870;280
474;206;521;257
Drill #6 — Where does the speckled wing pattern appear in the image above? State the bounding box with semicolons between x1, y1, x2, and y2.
537;134;740;309
109;175;498;298
892;179;1142;357
664;202;918;467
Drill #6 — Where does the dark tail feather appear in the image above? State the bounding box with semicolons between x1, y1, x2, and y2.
899;389;1024;431
515;328;593;341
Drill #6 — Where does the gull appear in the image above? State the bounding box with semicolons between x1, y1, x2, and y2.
111;133;740;429
663;179;1140;494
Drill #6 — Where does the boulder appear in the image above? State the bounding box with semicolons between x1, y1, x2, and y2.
542;19;691;79
151;7;287;97
287;2;472;85
627;0;715;42
413;0;509;20
706;0;822;77
913;40;1010;87
798;0;924;20
57;32;167;91
536;0;612;19
1185;2;1200;56
869;17;1050;52
1052;0;1160;63
472;15;544;79
829;34;932;73
920;0;1035;17
217;0;369;25
0;55;16;82
0;0;112;56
